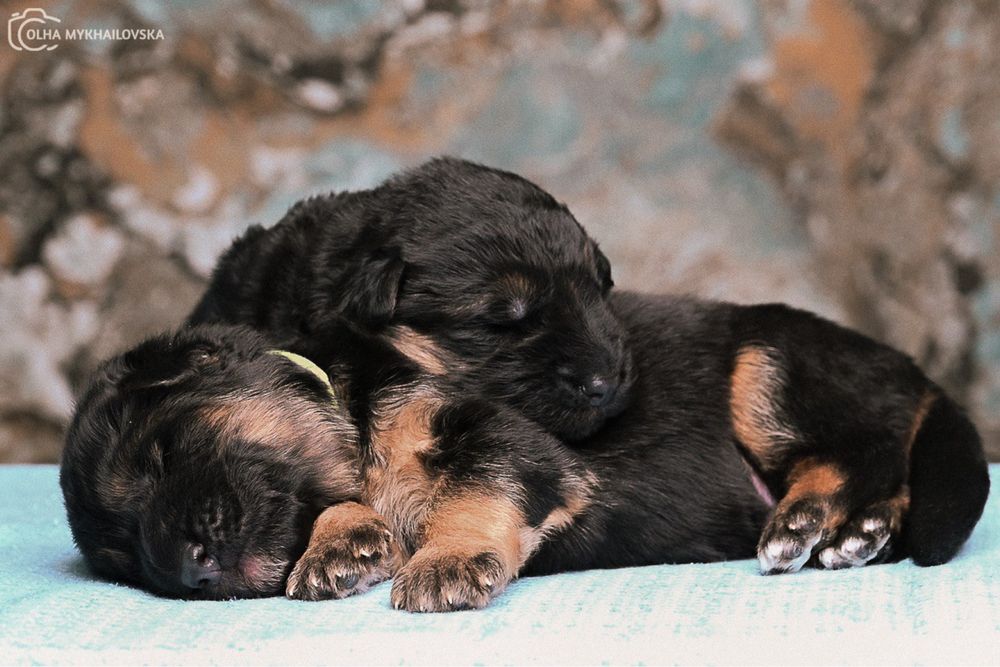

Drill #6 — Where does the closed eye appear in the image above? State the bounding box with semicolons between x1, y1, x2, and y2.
508;298;529;321
483;296;539;328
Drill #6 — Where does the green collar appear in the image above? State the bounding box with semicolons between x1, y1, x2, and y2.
269;350;336;400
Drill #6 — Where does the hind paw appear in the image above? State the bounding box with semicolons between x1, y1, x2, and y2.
815;502;900;570
757;498;834;574
758;494;906;574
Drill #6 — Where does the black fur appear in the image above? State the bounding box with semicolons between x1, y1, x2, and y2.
190;157;989;572
190;158;632;441
527;293;770;573
60;325;358;598
905;394;989;565
63;157;990;609
61;318;594;603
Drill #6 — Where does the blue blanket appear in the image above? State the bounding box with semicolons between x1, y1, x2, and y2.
2;465;997;665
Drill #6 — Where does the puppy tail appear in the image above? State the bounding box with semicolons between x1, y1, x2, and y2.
904;391;990;566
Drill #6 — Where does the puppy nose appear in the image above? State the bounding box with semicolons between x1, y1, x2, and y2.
180;543;221;590
582;375;617;407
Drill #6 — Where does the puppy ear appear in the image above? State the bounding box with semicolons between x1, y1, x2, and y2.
119;346;218;391
593;244;614;294
337;248;405;326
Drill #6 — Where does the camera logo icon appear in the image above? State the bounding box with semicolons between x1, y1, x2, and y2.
8;8;61;52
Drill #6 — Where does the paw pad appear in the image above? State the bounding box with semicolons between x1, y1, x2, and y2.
286;521;395;601
757;500;830;574
390;549;507;613
816;509;892;570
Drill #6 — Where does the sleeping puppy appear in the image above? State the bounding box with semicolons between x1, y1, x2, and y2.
61;319;592;606
190;157;990;573
59;324;368;599
63;158;990;611
188;157;632;442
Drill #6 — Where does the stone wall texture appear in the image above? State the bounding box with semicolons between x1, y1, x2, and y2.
1;0;997;462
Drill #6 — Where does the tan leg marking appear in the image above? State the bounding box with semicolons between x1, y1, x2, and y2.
518;472;596;563
391;471;598;613
758;460;849;574
784;459;846;504
423;492;525;573
783;459;848;531
730;346;798;470
306;502;391;550
286;501;397;601
364;387;445;553
390;491;527;612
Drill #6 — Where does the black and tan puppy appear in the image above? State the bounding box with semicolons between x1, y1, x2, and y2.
63;158;990;611
60;324;366;599
62;319;593;606
189;158;632;442
190;157;989;574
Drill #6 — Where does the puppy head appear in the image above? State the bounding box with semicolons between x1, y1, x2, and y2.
60;324;360;599
333;157;633;440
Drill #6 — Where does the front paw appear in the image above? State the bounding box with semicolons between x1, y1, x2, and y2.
390;548;508;612
286;519;394;601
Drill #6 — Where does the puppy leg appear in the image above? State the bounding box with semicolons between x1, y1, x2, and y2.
286;501;398;601
731;343;923;574
816;489;908;569
385;399;590;612
754;463;910;574
390;492;523;612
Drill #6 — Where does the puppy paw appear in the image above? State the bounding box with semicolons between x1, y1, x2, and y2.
390;548;508;612
757;499;835;575
286;517;394;601
816;503;896;570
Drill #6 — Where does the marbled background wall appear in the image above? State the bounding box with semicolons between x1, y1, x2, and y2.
2;0;998;462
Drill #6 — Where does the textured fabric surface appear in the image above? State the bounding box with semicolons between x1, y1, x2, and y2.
1;464;997;666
